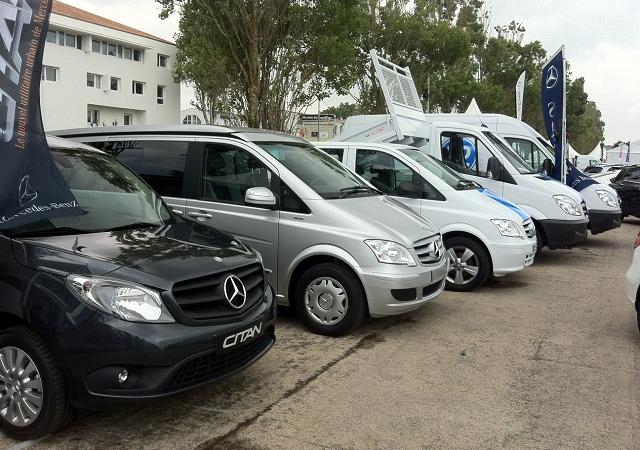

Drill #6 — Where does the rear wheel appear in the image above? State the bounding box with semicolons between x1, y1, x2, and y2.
444;237;491;292
295;263;366;336
535;227;544;256
0;327;76;440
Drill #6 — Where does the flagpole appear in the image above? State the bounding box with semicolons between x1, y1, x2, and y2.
561;46;567;184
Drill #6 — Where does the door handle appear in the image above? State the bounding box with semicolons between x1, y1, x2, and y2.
172;209;183;215
188;212;213;220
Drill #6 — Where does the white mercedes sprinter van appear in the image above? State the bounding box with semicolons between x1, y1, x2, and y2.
318;142;537;291
424;113;622;235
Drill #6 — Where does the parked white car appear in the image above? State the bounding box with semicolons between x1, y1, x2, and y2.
318;142;537;291
625;232;640;331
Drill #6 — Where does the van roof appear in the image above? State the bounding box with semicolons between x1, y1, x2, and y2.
47;135;104;153
52;125;309;145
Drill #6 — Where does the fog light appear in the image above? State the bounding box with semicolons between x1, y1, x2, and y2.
117;369;129;384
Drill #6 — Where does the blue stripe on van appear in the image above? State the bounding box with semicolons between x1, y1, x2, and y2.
478;188;530;221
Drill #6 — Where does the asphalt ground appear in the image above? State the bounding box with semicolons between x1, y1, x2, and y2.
1;220;638;449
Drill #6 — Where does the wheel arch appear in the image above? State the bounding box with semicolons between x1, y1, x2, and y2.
286;251;367;315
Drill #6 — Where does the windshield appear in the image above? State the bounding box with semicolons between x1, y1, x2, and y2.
398;148;479;190
6;147;173;237
483;132;535;174
259;143;379;199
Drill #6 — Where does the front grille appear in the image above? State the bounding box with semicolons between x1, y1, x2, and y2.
523;219;536;240
171;263;264;322
413;235;445;265
164;329;274;392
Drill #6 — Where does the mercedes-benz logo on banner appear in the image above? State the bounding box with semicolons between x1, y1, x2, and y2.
223;275;247;309
546;66;559;89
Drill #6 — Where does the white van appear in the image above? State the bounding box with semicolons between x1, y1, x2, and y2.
337;51;589;252
423;113;622;235
318;142;537;291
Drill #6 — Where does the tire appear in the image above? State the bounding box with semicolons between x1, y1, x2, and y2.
0;327;76;440
295;263;366;336
444;237;491;292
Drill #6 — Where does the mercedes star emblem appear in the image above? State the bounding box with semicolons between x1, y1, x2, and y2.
546;65;559;89
223;275;247;309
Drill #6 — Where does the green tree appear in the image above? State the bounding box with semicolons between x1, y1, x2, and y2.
158;0;362;131
321;102;360;119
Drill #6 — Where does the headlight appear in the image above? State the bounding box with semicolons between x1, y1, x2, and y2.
553;195;582;216
67;275;175;323
491;219;524;238
596;190;618;208
365;240;417;266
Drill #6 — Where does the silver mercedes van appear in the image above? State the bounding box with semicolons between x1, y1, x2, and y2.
55;126;448;336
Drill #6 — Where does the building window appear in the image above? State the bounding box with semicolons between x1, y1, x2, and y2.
108;43;117;57
41;66;58;82
123;47;132;59
110;77;121;91
87;73;102;89
65;33;76;48
132;81;145;95
157;85;165;104
46;30;56;43
123;113;133;126
87;108;100;126
91;38;100;53
157;54;168;68
183;114;202;125
133;49;143;62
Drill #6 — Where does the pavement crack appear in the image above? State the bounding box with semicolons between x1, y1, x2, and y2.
195;332;381;450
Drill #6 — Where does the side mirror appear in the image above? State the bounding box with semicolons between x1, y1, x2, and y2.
487;157;503;181
245;187;277;207
397;182;420;198
541;158;555;176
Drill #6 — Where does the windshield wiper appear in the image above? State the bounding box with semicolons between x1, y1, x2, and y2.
105;222;160;232
339;186;380;198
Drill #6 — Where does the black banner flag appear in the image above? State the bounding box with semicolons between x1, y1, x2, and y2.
0;0;80;230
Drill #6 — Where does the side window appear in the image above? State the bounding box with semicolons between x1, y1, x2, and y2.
202;144;273;205
355;149;418;197
440;132;495;178
320;147;344;162
505;137;542;171
281;182;310;214
98;140;187;197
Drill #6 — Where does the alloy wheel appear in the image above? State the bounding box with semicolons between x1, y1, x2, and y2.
304;277;349;326
0;346;43;427
446;246;480;286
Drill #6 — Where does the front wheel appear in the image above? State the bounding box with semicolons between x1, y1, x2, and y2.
295;263;366;336
444;237;491;292
0;327;76;440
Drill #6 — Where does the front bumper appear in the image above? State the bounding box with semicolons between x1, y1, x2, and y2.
537;218;588;249
588;209;622;235
57;289;276;410
489;239;537;276
359;257;449;317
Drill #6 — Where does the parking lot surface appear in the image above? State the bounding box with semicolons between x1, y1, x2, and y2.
1;221;638;450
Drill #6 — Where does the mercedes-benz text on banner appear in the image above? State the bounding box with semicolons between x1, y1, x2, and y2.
0;0;80;230
540;46;566;183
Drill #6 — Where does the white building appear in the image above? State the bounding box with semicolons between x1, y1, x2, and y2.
41;1;180;131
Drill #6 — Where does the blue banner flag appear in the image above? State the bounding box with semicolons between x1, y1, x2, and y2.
0;0;80;230
541;47;566;182
566;162;598;191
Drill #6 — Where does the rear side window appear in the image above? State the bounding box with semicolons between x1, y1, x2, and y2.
93;140;188;197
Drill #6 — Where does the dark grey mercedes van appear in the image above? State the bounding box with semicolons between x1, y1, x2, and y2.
0;137;275;440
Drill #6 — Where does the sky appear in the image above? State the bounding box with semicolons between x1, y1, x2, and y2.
63;0;640;144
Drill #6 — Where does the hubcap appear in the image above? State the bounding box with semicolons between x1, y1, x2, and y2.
0;346;43;427
304;277;348;326
446;246;480;286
